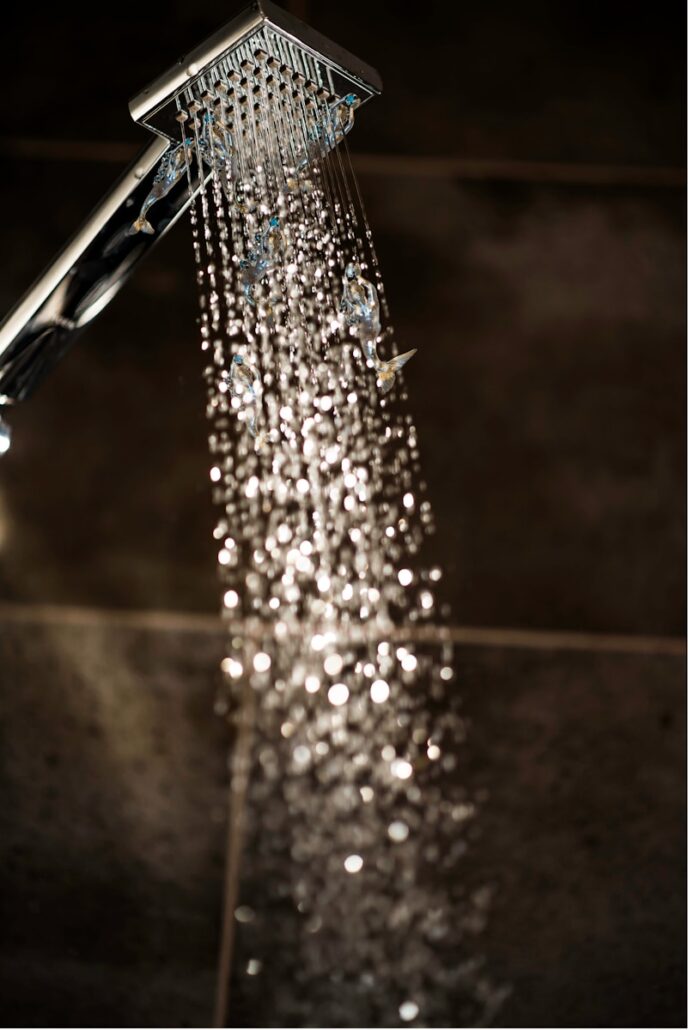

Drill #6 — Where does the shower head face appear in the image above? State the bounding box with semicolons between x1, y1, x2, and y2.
129;0;382;141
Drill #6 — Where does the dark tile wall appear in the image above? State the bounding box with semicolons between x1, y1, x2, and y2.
1;617;227;1026
0;168;683;633
1;3;684;633
0;3;684;1027
2;2;685;166
0;615;684;1026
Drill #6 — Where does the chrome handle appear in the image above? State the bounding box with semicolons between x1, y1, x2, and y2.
0;137;201;404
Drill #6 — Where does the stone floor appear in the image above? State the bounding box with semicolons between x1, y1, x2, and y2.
0;0;685;1026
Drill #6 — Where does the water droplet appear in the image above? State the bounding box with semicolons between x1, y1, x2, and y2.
328;683;349;706
391;759;413;780
370;679;389;703
323;653;343;676
344;853;363;873
234;905;255;923
388;820;409;843
399;1001;419;1022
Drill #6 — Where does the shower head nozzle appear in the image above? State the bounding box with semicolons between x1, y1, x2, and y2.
130;0;382;141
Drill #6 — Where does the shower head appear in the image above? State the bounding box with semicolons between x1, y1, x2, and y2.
130;0;381;141
0;0;381;438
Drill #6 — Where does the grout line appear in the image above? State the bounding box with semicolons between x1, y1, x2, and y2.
0;136;684;188
436;625;686;656
1;138;139;163
0;602;684;656
352;154;686;187
0;603;221;634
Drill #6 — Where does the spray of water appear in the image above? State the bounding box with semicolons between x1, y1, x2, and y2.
176;54;504;1028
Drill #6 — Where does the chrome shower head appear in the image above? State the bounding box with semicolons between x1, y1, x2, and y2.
0;1;381;444
130;0;381;141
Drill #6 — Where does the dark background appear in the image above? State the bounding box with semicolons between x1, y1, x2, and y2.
0;2;685;1027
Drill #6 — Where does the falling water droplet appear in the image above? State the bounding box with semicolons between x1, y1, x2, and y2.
344;854;363;874
399;1000;419;1022
181;63;502;1026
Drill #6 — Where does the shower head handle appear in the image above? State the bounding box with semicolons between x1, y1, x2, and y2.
0;138;200;405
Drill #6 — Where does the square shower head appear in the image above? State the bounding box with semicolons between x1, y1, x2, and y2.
129;0;383;141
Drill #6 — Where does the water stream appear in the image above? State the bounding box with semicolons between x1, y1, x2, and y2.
174;54;503;1028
